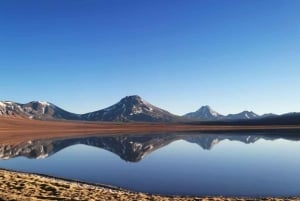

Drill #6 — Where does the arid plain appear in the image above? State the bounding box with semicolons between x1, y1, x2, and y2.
1;117;300;144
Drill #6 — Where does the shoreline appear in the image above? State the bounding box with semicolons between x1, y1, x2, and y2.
0;169;299;201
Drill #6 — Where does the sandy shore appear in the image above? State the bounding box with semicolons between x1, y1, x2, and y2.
0;169;298;201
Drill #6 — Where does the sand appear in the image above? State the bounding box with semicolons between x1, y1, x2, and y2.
1;117;300;144
0;169;298;201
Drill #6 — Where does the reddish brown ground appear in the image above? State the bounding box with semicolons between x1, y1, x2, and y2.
1;117;300;144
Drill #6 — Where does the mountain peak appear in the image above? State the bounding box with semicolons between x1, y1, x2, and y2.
241;110;253;113
123;95;142;100
198;105;213;111
197;105;221;117
119;95;143;104
226;110;259;120
198;105;211;109
28;101;55;107
184;105;224;120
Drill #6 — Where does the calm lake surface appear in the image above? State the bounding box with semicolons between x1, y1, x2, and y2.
0;131;300;196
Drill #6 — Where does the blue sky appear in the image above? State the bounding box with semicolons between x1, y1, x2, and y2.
0;0;299;115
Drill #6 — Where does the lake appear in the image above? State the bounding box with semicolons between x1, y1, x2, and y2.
0;131;300;197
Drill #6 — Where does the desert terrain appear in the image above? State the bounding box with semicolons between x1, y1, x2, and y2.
1;117;300;144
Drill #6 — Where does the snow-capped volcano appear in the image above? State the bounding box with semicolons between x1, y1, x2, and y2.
81;95;180;122
183;105;224;120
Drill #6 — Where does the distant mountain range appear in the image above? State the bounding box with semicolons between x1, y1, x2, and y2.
0;95;299;123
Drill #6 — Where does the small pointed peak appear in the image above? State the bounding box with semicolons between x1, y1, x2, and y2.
241;110;255;114
120;95;142;102
126;95;141;99
198;105;212;111
201;105;211;109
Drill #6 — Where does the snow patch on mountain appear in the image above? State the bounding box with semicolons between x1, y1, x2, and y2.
37;101;51;106
0;102;6;107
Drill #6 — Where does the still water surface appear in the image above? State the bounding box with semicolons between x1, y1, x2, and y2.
0;131;300;196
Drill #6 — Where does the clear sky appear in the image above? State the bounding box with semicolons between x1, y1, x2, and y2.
0;0;299;115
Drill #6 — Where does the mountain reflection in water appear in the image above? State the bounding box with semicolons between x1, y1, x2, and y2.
1;131;300;162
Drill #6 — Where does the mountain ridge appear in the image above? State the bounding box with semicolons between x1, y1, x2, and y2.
0;100;80;120
184;106;278;121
